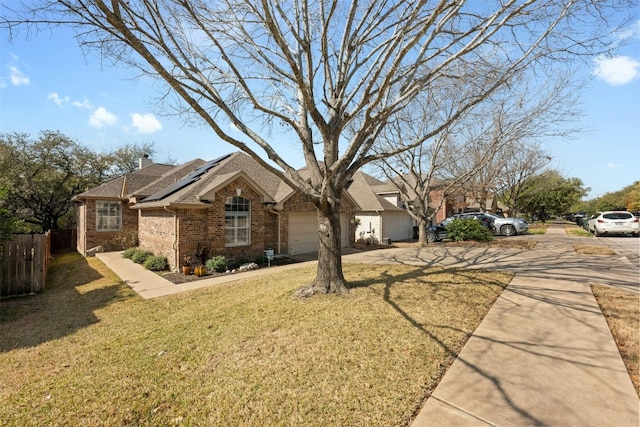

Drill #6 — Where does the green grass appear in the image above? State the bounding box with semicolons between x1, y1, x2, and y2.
566;227;593;237
526;223;548;235
0;252;511;426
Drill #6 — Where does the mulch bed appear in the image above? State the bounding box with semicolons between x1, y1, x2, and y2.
158;257;301;284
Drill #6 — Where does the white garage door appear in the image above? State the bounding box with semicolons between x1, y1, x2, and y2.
288;213;350;256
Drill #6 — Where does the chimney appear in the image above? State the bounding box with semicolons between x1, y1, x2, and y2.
138;154;153;169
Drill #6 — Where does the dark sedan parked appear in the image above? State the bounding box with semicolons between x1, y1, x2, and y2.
425;213;495;243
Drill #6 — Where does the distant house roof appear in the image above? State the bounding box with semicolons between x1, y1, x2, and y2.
347;171;405;212
74;163;176;200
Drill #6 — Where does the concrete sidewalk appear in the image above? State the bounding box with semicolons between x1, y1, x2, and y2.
411;225;639;426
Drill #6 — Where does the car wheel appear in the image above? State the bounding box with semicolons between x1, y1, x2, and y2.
632;232;639;238
500;224;516;237
426;231;437;243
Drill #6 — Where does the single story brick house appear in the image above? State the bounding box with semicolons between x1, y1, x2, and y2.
75;152;357;270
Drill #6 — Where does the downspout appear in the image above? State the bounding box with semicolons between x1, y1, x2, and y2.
268;209;281;254
82;201;87;256
164;206;178;270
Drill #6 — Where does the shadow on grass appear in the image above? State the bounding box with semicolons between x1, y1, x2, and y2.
348;265;546;425
0;252;132;352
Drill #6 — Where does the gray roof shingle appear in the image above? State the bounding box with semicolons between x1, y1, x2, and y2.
75;163;175;200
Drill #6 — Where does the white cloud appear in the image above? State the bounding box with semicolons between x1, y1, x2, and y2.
89;107;118;128
73;98;94;109
129;113;162;134
9;66;30;86
47;92;70;107
618;20;640;41
593;56;640;86
606;162;622;169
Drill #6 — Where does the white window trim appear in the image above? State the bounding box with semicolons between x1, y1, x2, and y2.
96;200;122;232
225;196;251;247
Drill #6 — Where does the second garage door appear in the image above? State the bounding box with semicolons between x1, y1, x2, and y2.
288;213;350;256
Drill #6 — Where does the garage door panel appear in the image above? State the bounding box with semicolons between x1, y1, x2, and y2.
289;213;349;255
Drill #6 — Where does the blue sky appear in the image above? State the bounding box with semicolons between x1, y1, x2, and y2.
1;17;638;200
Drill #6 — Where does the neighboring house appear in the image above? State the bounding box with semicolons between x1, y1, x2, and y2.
75;152;356;269
348;171;452;243
391;174;453;225
349;171;414;244
452;193;507;216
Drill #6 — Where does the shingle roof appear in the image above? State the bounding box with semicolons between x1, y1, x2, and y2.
347;171;404;212
75;163;175;200
83;152;404;212
134;152;283;208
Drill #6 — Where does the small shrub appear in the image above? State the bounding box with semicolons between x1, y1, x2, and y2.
446;219;493;242
113;228;139;250
206;255;228;273
144;255;168;271
131;249;153;264
122;247;138;259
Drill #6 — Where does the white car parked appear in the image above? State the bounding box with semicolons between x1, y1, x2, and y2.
588;211;640;237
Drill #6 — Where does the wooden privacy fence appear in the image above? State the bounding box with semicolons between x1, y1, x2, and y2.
0;233;51;298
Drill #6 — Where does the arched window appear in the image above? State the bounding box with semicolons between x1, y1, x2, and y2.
225;196;250;246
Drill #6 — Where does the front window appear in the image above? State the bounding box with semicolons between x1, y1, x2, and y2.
225;196;250;246
96;201;122;231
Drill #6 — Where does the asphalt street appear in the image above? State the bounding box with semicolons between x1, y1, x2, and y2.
596;234;640;269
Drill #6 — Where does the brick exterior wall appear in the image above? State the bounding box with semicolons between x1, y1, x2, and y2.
138;177;284;270
80;177;356;270
76;199;139;254
138;208;178;267
429;189;454;224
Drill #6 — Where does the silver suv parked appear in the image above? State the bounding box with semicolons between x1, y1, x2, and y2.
457;212;528;236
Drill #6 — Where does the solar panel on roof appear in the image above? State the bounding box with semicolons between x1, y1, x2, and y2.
142;153;232;202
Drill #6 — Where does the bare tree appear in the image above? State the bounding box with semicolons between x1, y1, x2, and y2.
444;70;580;212
375;70;578;244
2;0;631;295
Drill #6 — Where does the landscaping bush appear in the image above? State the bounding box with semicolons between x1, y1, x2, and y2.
113;228;139;250
143;255;168;271
122;247;138;259
131;249;153;264
446;219;494;242
206;255;228;273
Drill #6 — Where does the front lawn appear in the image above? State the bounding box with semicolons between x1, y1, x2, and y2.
0;252;511;426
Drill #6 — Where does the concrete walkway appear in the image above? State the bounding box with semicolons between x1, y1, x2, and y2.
95;252;317;299
96;222;639;426
410;224;639;426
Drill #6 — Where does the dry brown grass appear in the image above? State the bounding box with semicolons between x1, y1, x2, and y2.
574;244;617;255
591;285;640;397
0;252;511;426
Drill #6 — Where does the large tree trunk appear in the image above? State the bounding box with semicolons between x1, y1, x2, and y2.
294;201;347;297
417;217;429;247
